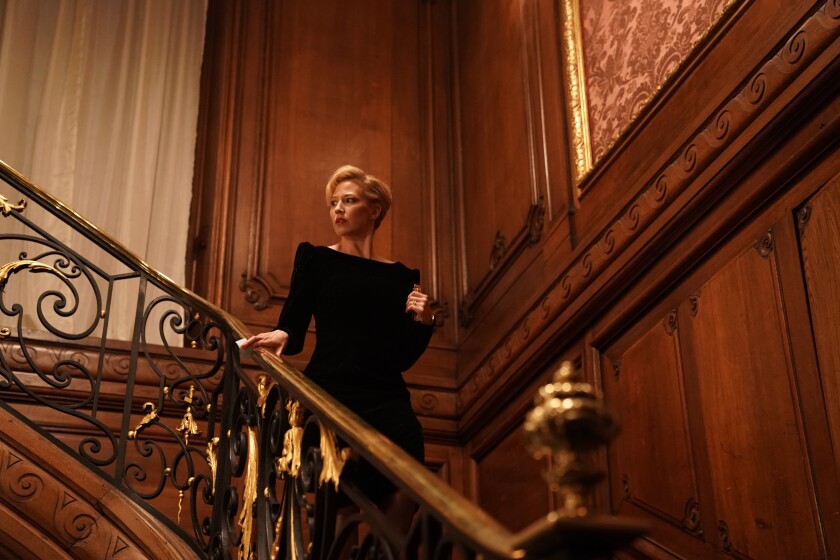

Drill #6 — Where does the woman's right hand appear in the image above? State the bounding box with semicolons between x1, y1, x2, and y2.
240;329;289;357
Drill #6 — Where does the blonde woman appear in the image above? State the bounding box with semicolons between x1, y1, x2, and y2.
243;165;434;530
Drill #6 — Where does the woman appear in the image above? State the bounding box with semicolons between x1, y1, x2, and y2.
242;164;434;529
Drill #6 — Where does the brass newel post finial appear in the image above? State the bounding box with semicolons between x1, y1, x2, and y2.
524;361;617;517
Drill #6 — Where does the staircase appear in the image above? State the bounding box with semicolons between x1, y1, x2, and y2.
0;160;644;559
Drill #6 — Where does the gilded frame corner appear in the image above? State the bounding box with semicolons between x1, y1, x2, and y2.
559;0;593;189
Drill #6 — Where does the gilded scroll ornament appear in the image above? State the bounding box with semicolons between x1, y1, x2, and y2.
523;361;617;517
176;385;202;443
0;194;26;216
271;510;285;559
560;0;593;184
239;426;258;560
0;259;69;292
256;374;275;418
276;399;305;477
127;402;159;439
318;426;351;491
205;437;220;495
177;476;195;525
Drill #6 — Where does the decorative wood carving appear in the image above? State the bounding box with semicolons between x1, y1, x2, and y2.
683;230;822;558
683;498;702;535
457;2;839;415
753;229;774;259
0;410;199;559
431;300;450;328
459;197;546;327
457;294;553;412
490;232;508;271
797;204;811;233
621;471;704;540
239;274;271;311
718;520;732;550
663;309;678;335
688;293;700;317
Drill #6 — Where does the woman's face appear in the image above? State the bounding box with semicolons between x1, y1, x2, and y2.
329;180;379;237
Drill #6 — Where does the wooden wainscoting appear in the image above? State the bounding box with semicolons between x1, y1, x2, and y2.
595;144;840;558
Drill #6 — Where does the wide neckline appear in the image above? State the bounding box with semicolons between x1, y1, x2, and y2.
317;244;402;266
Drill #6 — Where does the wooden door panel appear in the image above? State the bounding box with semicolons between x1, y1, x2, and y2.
798;173;840;480
682;232;820;559
604;314;699;535
455;0;538;310
476;424;551;532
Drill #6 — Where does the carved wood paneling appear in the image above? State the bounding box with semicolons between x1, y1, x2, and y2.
453;0;546;327
603;312;699;537
186;3;840;556
797;173;840;482
680;232;821;558
191;0;451;338
456;0;840;418
475;423;551;532
0;408;199;559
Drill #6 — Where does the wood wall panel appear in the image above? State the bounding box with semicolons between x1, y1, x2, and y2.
681;233;820;558
185;0;840;556
190;0;461;440
191;0;451;340
475;424;549;532
452;0;557;336
603;317;697;534
0;408;201;559
468;350;582;534
241;0;409;323
798;174;840;481
455;0;533;288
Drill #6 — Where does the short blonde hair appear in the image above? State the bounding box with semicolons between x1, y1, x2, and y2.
325;165;392;229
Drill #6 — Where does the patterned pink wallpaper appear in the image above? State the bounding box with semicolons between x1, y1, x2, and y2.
580;0;734;162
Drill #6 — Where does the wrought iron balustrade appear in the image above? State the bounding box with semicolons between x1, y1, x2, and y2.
0;159;644;559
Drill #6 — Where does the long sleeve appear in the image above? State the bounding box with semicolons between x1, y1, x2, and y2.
276;242;316;355
396;318;433;372
395;269;434;372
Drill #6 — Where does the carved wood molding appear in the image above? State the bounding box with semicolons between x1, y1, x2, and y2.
0;409;199;558
753;229;774;259
239;273;275;311
0;335;225;417
567;0;751;188
456;2;840;415
409;386;457;421
797;203;812;233
663;309;678;335
688;292;700;317
621;474;704;540
458;197;545;327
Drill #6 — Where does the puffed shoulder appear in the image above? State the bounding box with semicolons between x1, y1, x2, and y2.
295;241;315;256
293;241;316;266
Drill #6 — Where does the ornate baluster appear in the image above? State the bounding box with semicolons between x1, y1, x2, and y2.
523;361;618;517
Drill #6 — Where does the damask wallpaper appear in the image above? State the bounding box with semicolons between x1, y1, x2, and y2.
580;0;734;162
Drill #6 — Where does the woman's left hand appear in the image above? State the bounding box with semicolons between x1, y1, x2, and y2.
406;288;434;327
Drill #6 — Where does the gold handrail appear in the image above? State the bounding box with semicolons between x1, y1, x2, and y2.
0;158;644;558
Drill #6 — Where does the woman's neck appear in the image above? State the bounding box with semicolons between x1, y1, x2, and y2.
332;236;375;259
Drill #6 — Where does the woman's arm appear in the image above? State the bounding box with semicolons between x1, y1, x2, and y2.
241;242;316;356
396;280;434;371
241;329;289;357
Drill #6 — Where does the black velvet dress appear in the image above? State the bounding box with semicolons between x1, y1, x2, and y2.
276;242;433;499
